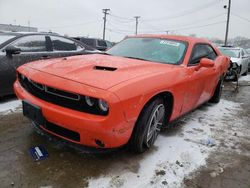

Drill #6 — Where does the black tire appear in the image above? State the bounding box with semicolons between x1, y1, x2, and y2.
210;77;223;103
128;98;166;153
242;68;248;76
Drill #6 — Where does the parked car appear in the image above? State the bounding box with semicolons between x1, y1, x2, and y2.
218;46;249;77
14;35;229;153
246;48;250;71
0;32;96;97
73;37;114;51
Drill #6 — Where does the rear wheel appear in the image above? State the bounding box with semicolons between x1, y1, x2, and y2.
129;98;166;153
210;77;223;103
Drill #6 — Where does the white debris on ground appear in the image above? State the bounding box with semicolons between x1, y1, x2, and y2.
0;99;22;115
88;99;241;188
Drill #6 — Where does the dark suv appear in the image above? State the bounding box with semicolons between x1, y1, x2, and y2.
73;37;114;51
0;32;95;97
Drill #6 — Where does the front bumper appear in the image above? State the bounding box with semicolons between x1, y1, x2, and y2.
14;80;134;149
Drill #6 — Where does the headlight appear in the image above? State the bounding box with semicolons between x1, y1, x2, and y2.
85;96;95;106
98;99;109;112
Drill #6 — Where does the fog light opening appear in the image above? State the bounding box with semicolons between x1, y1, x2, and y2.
95;139;105;148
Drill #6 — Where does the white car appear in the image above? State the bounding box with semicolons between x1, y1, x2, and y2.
246;48;250;71
219;47;249;76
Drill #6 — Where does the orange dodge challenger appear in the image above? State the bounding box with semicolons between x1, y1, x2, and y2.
14;35;230;153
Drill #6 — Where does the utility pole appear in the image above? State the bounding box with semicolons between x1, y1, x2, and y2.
224;0;231;46
134;16;140;35
102;9;110;40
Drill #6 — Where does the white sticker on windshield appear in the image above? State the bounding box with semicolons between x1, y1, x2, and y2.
160;40;180;47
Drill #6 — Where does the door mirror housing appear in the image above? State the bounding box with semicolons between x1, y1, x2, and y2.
200;58;214;68
195;58;214;71
5;45;21;55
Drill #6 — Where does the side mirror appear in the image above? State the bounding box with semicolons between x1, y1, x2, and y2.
200;58;214;68
195;58;214;71
5;45;21;55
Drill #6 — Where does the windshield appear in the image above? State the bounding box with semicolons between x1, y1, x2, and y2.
0;34;16;45
219;48;240;58
106;38;187;65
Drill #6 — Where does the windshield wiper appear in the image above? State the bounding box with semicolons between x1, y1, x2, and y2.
122;56;151;62
97;52;113;56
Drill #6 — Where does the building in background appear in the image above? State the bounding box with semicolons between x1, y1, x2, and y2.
0;23;38;32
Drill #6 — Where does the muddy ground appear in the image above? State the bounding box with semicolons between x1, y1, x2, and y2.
0;80;249;188
183;80;250;188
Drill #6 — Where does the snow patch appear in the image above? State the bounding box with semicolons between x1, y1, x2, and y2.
88;99;241;188
239;74;250;82
0;99;22;115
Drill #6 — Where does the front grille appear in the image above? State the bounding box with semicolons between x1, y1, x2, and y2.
18;73;108;116
42;121;80;142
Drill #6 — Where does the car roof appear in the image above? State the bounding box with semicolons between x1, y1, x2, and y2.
0;32;22;36
128;34;211;44
219;46;242;50
75;37;110;41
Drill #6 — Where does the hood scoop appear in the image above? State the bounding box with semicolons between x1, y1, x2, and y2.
94;66;117;71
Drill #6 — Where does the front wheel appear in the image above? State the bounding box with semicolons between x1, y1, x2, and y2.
129;98;166;153
209;77;223;103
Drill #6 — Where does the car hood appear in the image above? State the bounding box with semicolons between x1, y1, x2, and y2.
25;54;176;90
230;57;242;65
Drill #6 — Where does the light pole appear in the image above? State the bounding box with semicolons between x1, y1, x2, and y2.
102;9;110;40
134;16;140;35
224;0;231;46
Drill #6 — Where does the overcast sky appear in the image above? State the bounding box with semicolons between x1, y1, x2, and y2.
0;0;250;42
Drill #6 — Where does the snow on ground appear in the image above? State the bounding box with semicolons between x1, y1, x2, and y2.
88;99;241;188
0;99;22;115
239;74;250;82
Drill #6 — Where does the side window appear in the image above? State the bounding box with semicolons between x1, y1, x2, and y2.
11;35;46;52
205;45;217;60
241;50;245;57
190;44;217;65
81;38;95;46
97;40;107;47
50;36;83;51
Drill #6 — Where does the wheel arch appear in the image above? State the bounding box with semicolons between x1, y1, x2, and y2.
136;91;174;127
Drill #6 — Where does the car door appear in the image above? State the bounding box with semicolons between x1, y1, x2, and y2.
182;44;216;114
1;34;50;95
47;35;86;59
241;49;249;73
0;50;16;96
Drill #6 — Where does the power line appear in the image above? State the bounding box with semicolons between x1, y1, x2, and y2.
141;13;226;32
107;20;226;36
106;28;132;35
141;21;226;33
106;1;220;23
231;12;250;23
142;0;220;22
39;20;101;29
109;14;134;21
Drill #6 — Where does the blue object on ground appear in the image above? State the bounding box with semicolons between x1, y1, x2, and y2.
201;138;216;147
29;145;49;161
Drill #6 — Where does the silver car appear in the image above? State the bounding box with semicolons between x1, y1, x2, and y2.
219;47;249;76
246;48;250;71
